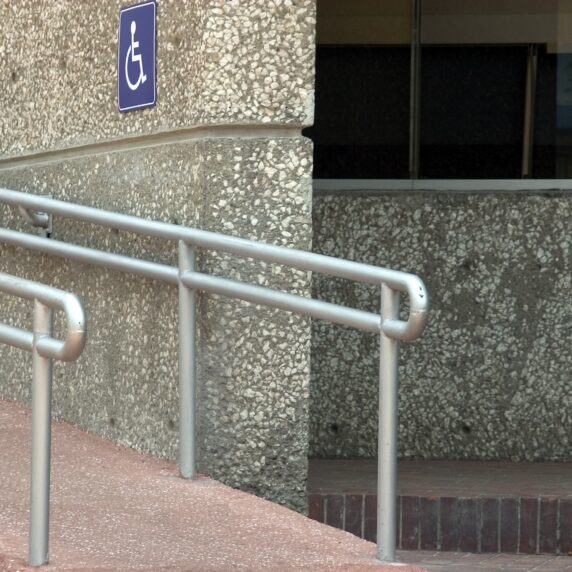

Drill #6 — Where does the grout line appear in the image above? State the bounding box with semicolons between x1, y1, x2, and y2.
436;497;442;551
398;495;402;549
360;493;365;540
454;498;462;552
477;498;482;554
536;497;541;554
497;497;501;553
416;496;421;550
0;123;304;172
528;555;559;571
517;498;522;554
556;498;561;554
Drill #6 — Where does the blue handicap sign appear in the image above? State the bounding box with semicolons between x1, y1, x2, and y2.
118;1;156;112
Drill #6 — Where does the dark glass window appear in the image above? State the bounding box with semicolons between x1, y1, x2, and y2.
306;47;410;179
419;46;527;179
308;0;572;180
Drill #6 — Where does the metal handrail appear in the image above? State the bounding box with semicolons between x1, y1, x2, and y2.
0;189;427;339
0;272;86;566
0;187;429;563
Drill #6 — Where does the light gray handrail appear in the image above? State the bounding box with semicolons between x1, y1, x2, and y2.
0;187;429;564
0;272;86;567
0;273;85;361
0;189;427;340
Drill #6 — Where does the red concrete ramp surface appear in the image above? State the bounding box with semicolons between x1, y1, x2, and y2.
0;400;425;572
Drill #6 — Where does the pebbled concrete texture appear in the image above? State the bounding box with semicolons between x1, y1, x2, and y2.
1;0;316;511
0;399;427;572
310;191;572;462
0;135;313;510
0;0;316;159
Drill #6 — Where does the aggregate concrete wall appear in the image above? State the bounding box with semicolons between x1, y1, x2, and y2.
0;0;315;156
311;191;572;462
0;0;315;511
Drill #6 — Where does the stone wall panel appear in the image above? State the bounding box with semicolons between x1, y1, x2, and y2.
0;135;313;509
0;0;315;158
311;192;572;462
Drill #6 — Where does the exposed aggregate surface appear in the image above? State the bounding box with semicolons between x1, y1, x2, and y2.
311;192;572;462
0;0;316;511
0;137;313;511
0;0;316;158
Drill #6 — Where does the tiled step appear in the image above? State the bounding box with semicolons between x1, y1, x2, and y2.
307;459;572;555
308;493;572;555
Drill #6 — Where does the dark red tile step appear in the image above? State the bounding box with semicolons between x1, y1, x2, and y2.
307;493;572;555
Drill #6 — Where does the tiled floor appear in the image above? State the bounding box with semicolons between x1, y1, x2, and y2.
399;551;572;571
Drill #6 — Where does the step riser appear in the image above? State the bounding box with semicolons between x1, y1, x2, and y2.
308;494;572;555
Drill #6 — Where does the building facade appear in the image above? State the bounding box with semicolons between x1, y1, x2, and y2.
0;0;570;513
309;0;572;464
0;0;315;511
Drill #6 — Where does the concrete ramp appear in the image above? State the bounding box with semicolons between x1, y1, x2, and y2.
0;400;424;572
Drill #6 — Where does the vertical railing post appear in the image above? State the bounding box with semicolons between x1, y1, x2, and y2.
377;283;400;562
29;300;54;566
178;240;197;479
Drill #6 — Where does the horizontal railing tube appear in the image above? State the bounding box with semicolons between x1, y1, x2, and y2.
0;323;34;352
0;228;385;334
0;227;382;334
182;271;382;333
0;272;87;361
0;228;178;285
0;189;428;340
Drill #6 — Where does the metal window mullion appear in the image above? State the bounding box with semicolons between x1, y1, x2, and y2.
409;0;422;179
522;44;538;178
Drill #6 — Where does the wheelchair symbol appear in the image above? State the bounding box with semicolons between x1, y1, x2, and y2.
125;21;147;91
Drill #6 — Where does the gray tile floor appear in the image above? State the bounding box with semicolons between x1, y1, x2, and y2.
399;551;572;571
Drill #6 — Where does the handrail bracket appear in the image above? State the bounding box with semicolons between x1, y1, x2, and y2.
18;195;52;238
